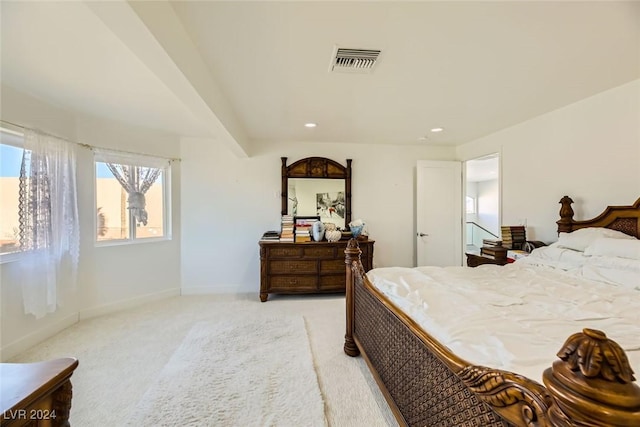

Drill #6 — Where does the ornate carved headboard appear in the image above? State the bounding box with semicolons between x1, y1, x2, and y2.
557;196;640;238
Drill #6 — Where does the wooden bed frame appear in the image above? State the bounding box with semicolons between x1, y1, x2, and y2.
344;196;640;426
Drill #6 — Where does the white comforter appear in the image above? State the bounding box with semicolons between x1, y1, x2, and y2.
367;252;640;383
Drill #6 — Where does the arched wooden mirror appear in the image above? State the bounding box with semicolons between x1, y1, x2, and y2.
281;157;352;229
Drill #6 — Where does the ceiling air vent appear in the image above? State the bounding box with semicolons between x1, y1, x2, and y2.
330;47;381;74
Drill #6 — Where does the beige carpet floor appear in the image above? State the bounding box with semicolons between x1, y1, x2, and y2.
12;293;398;427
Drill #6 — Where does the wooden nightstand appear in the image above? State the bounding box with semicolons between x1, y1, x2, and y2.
465;253;509;267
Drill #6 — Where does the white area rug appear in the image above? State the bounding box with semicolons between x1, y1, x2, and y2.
127;316;327;427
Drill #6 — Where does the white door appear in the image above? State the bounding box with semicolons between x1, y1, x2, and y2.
416;160;462;266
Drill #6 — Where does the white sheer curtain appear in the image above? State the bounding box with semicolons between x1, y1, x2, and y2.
94;149;167;226
18;130;79;319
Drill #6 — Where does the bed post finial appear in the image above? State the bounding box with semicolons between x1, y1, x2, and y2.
556;196;574;234
543;329;640;426
344;238;361;357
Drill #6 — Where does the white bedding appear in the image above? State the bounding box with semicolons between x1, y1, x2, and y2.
367;248;640;383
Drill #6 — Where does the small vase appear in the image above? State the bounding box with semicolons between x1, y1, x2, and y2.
326;229;342;242
350;225;364;238
312;221;325;242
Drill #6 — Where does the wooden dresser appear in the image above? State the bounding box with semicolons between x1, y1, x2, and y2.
259;240;374;301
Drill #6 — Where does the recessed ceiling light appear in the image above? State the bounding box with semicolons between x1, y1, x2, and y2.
304;123;317;128
430;127;444;133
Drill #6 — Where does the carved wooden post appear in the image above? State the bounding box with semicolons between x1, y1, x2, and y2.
52;379;74;427
259;245;268;302
344;238;361;357
556;196;575;234
543;328;640;426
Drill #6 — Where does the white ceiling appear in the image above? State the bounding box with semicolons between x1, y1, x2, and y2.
2;1;639;157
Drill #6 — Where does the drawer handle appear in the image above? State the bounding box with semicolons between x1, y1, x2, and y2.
289;279;298;285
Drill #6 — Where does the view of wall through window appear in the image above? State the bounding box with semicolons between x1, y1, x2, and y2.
0;140;24;254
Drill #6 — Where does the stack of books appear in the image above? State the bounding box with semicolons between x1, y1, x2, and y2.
260;230;281;241
480;245;507;260
280;215;294;242
482;239;502;247
501;225;526;250
294;217;314;242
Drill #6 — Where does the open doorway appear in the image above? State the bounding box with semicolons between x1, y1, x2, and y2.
465;154;500;254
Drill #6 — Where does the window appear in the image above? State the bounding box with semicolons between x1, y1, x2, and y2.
0;128;26;256
466;196;476;214
94;150;170;243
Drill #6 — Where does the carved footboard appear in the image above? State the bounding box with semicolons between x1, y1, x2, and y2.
351;273;517;426
344;239;640;427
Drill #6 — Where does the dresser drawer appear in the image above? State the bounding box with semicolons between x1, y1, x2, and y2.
269;275;317;290
319;274;345;291
267;246;303;258
320;258;346;274
304;246;337;258
269;260;317;274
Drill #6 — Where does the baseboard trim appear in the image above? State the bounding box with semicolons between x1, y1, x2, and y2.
1;313;79;362
180;286;245;295
79;288;181;320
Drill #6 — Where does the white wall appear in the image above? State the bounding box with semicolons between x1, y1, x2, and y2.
180;139;456;294
1;86;182;360
458;79;640;243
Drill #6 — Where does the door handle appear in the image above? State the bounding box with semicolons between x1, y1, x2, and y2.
417;232;429;237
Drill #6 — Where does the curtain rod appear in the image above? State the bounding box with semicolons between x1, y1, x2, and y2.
0;119;181;162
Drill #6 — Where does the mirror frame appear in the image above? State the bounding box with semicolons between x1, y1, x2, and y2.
281;157;352;227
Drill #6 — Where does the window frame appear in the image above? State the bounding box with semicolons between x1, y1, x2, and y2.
466;195;476;214
0;127;27;263
93;152;172;247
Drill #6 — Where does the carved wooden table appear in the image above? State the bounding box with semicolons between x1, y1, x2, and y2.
1;357;78;426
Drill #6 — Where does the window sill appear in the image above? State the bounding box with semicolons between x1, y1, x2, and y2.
0;251;24;264
94;236;172;248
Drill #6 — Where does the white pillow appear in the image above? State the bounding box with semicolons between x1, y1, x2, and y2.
556;227;636;252
581;256;640;289
584;238;640;260
520;245;588;270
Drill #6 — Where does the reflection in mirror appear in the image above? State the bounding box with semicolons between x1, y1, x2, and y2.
288;178;346;229
281;157;352;228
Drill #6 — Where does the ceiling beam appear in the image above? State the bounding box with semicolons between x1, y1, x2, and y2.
86;0;250;158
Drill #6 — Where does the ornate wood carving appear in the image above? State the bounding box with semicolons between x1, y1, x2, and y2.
280;157;352;225
557;195;640;238
344;238;361;357
543;329;640;426
556;196;575;234
52;379;73;427
460;366;553;427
